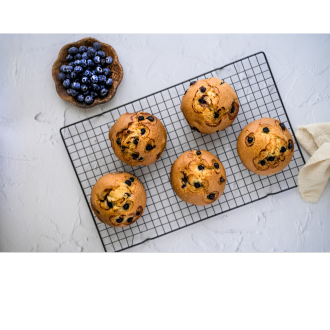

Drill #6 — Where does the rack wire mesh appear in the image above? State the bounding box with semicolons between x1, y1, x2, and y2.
60;52;306;252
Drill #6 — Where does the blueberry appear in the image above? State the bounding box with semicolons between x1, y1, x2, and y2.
138;157;143;161
279;123;286;130
194;182;201;188
79;46;87;54
280;147;286;153
66;88;74;95
82;52;88;60
107;201;113;209
247;137;253;143
87;59;94;67
220;177;225;183
81;84;88;92
133;138;139;145
91;75;99;84
71;82;80;91
105;78;113;87
84;69;92;78
199;98;206;104
116;217;123;223
93;42;101;51
190;81;196;86
147;116;154;122
105;56;113;64
132;153;138;159
74;66;83;74
93;56;101;64
136;211;141;216
260;160;266;166
288;142;293;149
83;91;91;96
91;91;99;97
125;180;132;186
81;76;89;84
200;86;206;92
267;156;275;161
116;138;121;145
123;203;129;210
100;59;106;66
141;128;146;135
230;106;235;113
70;72;78;80
196;150;201;155
85;95;94;104
87;47;96;58
103;68;111;76
127;217;133;223
91;70;96;75
63;79;71;89
198;165;204;170
68;62;74;67
80;59;87;68
99;85;105;90
95;66;103;74
138;116;144;121
214;163;219;169
58;72;66;82
182;184;186;189
263;127;269;133
74;53;82;60
74;60;81;66
129;177;135;182
71;90;79;97
77;94;84;102
97;50;105;58
68;47;79;54
66;54;74;61
146;144;153;151
60;65;67;73
100;88;108;97
98;75;106;84
214;113;219;118
207;194;215;200
91;83;100;91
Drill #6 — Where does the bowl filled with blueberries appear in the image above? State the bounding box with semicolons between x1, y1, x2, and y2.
52;37;123;108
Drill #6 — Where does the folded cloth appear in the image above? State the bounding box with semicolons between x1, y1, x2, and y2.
295;122;330;202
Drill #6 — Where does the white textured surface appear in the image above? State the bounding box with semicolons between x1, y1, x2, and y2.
1;34;330;252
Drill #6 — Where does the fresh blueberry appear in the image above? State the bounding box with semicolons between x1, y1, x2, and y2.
66;54;74;61
60;65;67;73
91;91;98;97
74;66;83;74
105;78;113;87
93;56;101;64
66;65;73;73
99;85;105;90
58;72;66;82
85;95;94;104
83;90;91;96
82;52;88;60
74;53;82;60
79;46;87;54
81;76;89;84
74;60;81;66
105;56;113;64
84;69;92;78
91;75;99;84
87;47;96;58
66;73;71;79
68;47;79;54
77;94;84;102
100;58;106;66
66;88;74;96
100;88;108;97
80;59;87;68
91;84;100;91
97;50;105;58
63;79;71;89
71;82;80;91
70;72;78;80
87;59;94;67
98;75;106;84
93;42;101;50
95;66;102;74
71;90;79;97
91;70;96;75
81;84;88;92
103;68;110;76
68;62;74;67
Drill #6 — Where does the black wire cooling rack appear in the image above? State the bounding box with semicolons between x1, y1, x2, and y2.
60;52;306;252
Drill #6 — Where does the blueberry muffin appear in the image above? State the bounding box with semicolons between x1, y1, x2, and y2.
109;112;167;166
170;150;227;206
90;172;146;227
237;117;294;176
181;77;239;134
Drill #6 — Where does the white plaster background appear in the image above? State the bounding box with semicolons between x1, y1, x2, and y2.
1;34;329;252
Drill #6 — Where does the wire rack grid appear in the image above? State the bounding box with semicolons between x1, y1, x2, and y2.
60;52;306;252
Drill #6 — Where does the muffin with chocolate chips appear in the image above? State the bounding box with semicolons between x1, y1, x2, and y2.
181;77;239;134
170;150;227;206
237;117;294;176
90;172;146;227
109;112;167;166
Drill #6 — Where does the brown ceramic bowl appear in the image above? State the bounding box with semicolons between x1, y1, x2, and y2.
52;37;123;109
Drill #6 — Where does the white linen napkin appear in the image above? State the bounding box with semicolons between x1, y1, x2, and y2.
295;122;330;202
